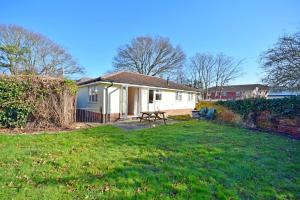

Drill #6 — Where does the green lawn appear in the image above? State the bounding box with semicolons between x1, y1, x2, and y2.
0;121;299;200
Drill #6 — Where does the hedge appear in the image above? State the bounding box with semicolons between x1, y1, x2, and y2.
195;101;243;124
216;97;300;118
0;75;77;128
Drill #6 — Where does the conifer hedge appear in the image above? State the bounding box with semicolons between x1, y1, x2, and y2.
217;97;300;118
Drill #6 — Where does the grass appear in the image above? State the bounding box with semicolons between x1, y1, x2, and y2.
168;114;192;121
0;120;299;200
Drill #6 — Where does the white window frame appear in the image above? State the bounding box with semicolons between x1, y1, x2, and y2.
236;91;241;97
88;85;98;103
155;90;162;101
149;89;154;104
188;92;194;101
196;94;201;101
175;91;182;101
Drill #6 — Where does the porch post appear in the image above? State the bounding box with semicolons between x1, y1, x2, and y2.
138;87;141;114
147;87;149;112
120;85;128;119
125;85;128;118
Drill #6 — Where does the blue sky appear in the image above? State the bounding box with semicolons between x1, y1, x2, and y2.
1;0;299;84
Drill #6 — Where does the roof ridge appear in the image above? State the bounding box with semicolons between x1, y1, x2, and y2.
102;71;124;78
119;71;163;79
122;71;190;86
103;71;176;82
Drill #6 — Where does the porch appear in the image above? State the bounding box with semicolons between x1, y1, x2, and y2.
120;85;143;119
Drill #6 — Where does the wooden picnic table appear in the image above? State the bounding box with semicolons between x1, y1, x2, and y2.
139;111;167;125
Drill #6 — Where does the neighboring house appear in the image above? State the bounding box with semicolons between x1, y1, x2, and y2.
77;71;199;122
207;84;269;100
267;90;300;99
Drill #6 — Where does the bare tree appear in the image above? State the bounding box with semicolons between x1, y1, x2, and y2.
213;53;243;99
167;66;189;84
113;36;186;77
0;24;84;77
189;53;216;99
261;32;300;89
187;53;243;99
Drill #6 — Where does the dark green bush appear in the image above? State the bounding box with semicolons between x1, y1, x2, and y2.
0;78;32;127
217;97;300;118
0;75;77;128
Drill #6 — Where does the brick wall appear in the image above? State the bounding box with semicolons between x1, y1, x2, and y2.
106;109;193;122
210;91;237;100
106;113;120;122
162;108;193;116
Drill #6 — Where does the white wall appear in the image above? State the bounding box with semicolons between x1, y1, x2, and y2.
107;85;121;114
140;88;196;112
77;84;104;113
77;83;121;114
140;88;148;112
153;89;196;111
76;86;88;108
77;83;197;114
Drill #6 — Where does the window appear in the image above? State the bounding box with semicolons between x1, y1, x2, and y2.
236;91;241;97
188;92;194;101
88;85;98;102
149;90;154;103
176;91;182;101
155;90;162;101
222;92;227;96
196;94;201;101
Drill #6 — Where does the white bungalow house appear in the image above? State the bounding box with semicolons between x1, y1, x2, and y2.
76;71;199;123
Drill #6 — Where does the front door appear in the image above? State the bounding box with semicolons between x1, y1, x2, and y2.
128;87;140;116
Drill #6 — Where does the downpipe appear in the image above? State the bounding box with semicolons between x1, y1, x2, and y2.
104;81;114;123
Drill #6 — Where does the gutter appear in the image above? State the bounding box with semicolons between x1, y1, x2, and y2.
79;81;199;93
104;81;114;123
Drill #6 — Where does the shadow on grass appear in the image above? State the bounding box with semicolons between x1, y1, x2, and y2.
6;121;300;199
29;151;234;199
75;121;300;199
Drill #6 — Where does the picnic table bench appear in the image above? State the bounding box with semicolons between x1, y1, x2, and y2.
139;111;167;125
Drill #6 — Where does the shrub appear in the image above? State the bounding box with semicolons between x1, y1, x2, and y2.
168;115;192;121
0;79;32;127
217;97;300;118
195;101;242;124
196;101;226;112
255;111;275;131
0;75;77;128
216;98;300;136
217;109;235;122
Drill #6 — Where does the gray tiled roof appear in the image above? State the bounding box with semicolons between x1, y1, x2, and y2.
78;71;199;92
